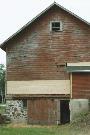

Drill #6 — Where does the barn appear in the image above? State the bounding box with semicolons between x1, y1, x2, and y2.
0;2;90;124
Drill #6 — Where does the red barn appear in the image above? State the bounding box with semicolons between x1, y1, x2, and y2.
0;2;90;124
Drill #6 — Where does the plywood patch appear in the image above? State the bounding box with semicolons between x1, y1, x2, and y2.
7;80;70;94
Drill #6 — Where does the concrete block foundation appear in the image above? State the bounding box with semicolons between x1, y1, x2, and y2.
70;99;90;121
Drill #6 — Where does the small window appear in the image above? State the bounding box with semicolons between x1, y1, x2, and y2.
51;21;62;32
22;99;27;108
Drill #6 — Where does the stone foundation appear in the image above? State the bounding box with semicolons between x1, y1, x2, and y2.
70;99;90;121
6;100;27;123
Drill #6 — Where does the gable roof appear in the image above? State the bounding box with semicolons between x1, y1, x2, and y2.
0;2;90;51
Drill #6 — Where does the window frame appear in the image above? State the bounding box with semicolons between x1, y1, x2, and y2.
50;21;63;32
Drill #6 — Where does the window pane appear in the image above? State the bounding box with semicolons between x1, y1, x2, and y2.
52;22;55;27
22;99;27;108
51;22;61;31
55;22;60;27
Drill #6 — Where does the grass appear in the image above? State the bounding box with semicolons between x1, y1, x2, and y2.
0;126;53;135
0;117;90;135
0;124;90;135
0;125;75;135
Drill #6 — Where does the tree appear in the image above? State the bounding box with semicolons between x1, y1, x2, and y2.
0;64;5;103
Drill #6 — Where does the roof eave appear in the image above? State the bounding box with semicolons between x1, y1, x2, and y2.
67;70;90;73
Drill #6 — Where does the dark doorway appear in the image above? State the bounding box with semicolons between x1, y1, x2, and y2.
60;100;70;124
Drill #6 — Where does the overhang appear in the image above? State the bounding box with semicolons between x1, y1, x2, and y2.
66;62;90;72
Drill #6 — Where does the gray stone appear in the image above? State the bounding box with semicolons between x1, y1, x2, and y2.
6;100;27;123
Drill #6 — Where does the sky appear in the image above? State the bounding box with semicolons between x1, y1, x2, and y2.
0;0;90;65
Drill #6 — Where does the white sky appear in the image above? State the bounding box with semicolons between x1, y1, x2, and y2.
0;0;90;65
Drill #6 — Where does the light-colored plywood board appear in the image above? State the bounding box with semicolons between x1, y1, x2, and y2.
7;80;70;94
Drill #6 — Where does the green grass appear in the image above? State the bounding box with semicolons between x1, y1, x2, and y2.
0;126;54;135
0;124;90;135
0;127;50;135
0;126;72;135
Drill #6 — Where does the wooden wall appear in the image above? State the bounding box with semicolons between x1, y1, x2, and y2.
27;98;57;125
6;5;90;81
72;73;90;98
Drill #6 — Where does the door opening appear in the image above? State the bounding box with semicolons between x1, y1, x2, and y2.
60;100;70;124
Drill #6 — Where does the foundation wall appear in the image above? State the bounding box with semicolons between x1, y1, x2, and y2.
5;99;90;124
70;99;89;121
6;100;27;123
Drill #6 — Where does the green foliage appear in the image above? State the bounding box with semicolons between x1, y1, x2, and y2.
0;64;5;102
71;111;90;128
0;104;5;114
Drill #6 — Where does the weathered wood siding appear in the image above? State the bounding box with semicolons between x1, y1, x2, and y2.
27;98;57;125
72;73;90;98
6;5;90;82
